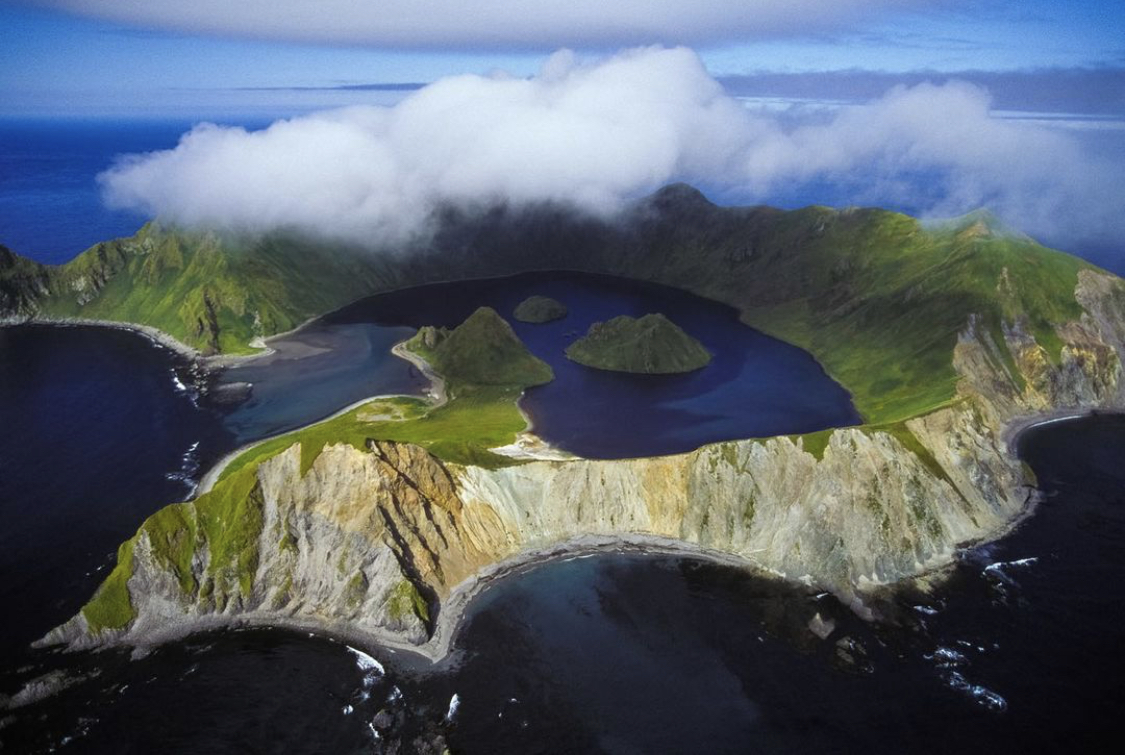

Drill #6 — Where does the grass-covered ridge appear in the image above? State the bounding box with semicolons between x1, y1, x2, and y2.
81;463;266;633
566;313;712;374
0;224;410;354
410;306;554;389
0;186;1106;423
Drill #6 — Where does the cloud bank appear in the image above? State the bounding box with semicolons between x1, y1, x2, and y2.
36;0;938;49
100;47;1125;252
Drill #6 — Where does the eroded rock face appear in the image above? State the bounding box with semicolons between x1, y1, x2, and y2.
39;273;1125;655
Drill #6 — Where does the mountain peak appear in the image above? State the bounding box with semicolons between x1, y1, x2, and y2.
643;183;715;212
924;208;1031;242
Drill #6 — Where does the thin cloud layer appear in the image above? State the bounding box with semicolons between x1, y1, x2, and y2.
100;47;1124;251
36;0;937;48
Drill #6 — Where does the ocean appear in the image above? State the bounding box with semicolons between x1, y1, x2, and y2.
2;117;1124;752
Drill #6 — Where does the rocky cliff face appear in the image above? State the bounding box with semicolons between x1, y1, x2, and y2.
40;271;1125;655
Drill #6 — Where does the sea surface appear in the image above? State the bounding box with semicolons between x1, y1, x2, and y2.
0;117;272;264
2;116;1124;752
2;321;1124;752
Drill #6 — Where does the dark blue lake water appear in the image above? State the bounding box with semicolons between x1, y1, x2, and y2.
219;321;427;444
318;272;860;458
2;324;1123;753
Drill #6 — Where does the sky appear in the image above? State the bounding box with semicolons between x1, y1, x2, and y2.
1;0;1123;260
2;0;1123;117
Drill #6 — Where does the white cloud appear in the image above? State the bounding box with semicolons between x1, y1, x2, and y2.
99;47;1125;251
37;0;938;49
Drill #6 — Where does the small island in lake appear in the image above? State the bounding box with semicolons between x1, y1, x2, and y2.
411;306;554;388
565;313;711;374
513;295;568;323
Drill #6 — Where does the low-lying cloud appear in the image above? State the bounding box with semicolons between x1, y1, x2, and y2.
37;0;938;49
100;47;1125;253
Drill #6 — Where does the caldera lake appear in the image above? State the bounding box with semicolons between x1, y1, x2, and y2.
222;271;861;457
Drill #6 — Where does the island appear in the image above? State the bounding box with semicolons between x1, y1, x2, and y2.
565;313;711;373
513;295;567;324
410;306;553;389
3;183;1124;663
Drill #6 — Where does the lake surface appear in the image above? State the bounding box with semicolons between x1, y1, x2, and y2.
311;271;861;458
219;321;428;444
2;323;1124;752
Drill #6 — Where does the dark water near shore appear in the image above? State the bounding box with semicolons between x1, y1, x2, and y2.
2;323;1124;752
0;326;233;662
316;271;860;458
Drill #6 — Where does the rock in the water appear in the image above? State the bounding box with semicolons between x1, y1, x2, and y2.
808;612;836;640
513;295;567;324
565;313;711;374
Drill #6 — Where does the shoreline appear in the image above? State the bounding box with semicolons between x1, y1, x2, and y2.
77;533;776;667
0;315;202;362
13;313;1125;668
196;340;449;496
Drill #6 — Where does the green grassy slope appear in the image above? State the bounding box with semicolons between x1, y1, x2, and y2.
566;313;711;373
79;310;554;631
0;187;1103;423
611;190;1094;423
4;224;410;354
410;306;554;389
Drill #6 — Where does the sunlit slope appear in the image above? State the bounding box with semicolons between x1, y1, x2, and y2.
613;187;1093;422
0;184;1102;423
1;224;410;354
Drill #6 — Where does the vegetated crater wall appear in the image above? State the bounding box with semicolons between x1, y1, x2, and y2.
39;270;1125;657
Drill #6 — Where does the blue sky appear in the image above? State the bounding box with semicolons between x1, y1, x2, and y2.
1;0;1122;265
1;0;1123;117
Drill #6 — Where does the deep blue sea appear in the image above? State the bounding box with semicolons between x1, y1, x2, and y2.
1;325;1123;752
1;117;1124;752
0;117;270;263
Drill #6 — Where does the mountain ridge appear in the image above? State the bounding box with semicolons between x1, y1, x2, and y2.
0;186;1105;425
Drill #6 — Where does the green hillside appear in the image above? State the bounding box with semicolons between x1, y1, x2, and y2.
409;307;554;390
0;186;1103;424
220;308;553;483
0;224;410;354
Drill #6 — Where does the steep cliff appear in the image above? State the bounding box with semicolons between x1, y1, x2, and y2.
39;269;1125;655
